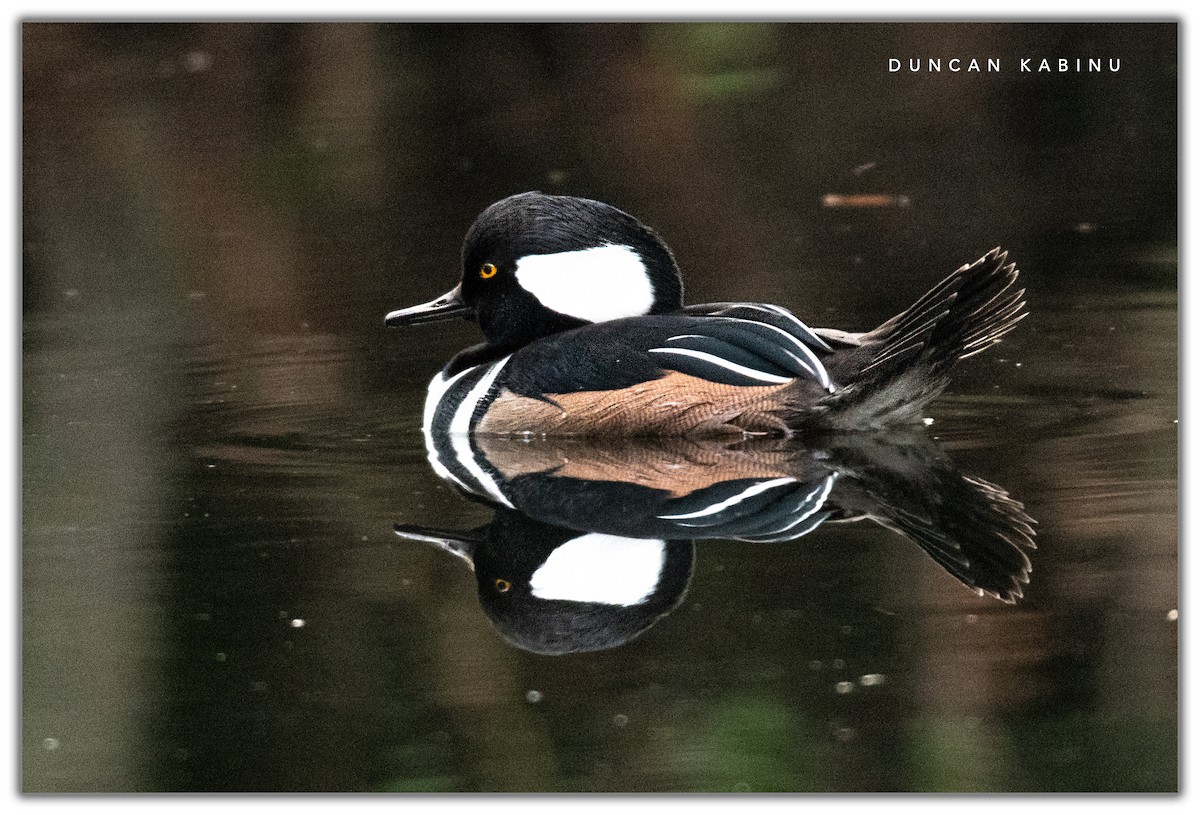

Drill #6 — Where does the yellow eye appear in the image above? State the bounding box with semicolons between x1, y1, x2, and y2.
480;262;498;280
494;578;511;593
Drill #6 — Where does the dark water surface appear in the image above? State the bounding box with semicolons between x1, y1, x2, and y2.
23;23;1176;792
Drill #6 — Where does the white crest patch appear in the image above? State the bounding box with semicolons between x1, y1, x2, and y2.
529;534;666;606
514;244;654;323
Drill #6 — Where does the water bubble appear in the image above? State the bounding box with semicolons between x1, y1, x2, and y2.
613;714;629;728
859;673;887;687
835;681;855;695
808;660;824;672
832;659;846;670
732;782;751;792
834;727;858;742
1167;609;1178;622
290;618;305;628
214;652;226;662
525;690;543;703
183;51;212;73
42;738;60;751
923;417;935;426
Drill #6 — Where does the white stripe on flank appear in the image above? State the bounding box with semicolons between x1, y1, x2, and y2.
658;476;798;520
448;356;514;508
529;535;666;606
649;348;793;385
665;321;833;391
752;303;835;352
515;244;654;323
422;366;478;493
447;356;510;437
423;365;475;435
720;318;834;391
767;474;837;533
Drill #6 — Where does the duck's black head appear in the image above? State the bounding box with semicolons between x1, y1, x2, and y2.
385;192;684;348
394;511;695;656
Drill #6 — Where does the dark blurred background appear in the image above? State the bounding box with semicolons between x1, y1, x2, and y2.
23;22;1176;792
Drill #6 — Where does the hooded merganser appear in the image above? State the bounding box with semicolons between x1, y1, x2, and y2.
395;432;1036;654
385;192;1026;438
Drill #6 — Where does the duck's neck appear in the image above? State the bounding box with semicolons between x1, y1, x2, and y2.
443;341;522;377
478;304;590;351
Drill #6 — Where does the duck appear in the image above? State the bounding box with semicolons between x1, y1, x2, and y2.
385;192;1026;438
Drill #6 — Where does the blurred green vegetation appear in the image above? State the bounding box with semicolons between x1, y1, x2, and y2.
690;694;825;792
648;23;781;102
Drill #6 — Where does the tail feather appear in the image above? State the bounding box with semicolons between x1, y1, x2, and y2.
817;248;1027;427
871;472;1037;603
818;432;1038;603
866;247;1024;370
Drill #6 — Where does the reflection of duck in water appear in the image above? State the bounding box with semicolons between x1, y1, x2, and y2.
385;192;1026;437
396;433;1036;655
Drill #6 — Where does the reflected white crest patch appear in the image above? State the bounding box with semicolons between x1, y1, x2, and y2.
515;244;653;323
529;534;666;606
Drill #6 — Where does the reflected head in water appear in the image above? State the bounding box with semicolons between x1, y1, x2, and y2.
385;192;1027;438
396;514;695;656
396;432;1036;655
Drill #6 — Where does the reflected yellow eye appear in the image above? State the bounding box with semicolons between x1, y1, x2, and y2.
480;262;498;280
494;578;511;593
